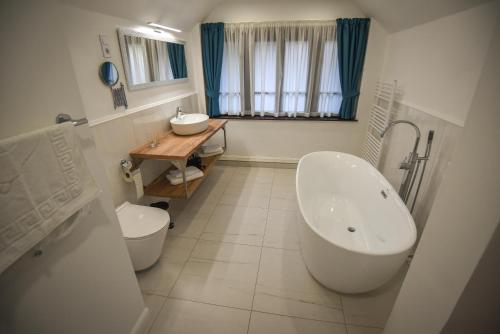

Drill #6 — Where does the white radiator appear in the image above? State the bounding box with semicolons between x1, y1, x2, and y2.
361;80;398;168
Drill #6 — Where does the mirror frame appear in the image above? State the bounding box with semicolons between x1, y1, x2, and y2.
117;27;188;91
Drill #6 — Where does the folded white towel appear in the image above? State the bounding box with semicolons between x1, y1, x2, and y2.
0;123;99;274
166;169;204;185
168;166;202;178
201;144;223;154
198;147;224;157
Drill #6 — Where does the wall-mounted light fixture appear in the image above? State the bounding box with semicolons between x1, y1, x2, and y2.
147;22;181;33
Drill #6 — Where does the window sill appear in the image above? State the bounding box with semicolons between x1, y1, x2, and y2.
216;115;358;122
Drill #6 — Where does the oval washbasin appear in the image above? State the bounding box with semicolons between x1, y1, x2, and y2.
170;113;209;135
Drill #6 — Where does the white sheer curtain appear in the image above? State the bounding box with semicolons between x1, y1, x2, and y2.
253;40;278;116
125;36;150;85
219;26;244;115
282;39;309;116
318;37;342;117
218;21;339;117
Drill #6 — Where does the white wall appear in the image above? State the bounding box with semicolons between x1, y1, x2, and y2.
192;0;388;161
61;5;203;206
381;1;499;126
377;1;499;233
62;5;196;123
205;0;365;22
442;222;500;333
383;6;500;332
91;94;198;206
0;1;145;333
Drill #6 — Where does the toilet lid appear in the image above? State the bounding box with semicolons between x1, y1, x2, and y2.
116;202;170;239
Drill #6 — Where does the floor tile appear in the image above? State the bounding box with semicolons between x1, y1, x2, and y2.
149;298;250;334
170;258;258;309
224;183;273;196
160;236;197;263
170;196;217;216
168;202;213;238
263;210;300;250
233;166;275;177
347;325;383;334
226;178;274;192
191;240;261;264
269;178;298;211
273;168;296;176
341;266;407;328
188;186;226;205
169;214;210;238
269;197;298;211
136;236;196;296
142;293;166;333
203;205;267;243
271;183;297;200
219;190;270;208
204;165;236;184
229;173;274;187
199;231;263;246
136;259;184;296
254;247;343;323
273;173;296;186
248;312;347;334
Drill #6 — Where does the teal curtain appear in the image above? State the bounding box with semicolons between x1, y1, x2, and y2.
167;43;187;79
336;18;370;120
201;23;224;117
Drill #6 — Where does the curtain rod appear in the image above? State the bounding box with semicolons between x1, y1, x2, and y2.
221;20;337;27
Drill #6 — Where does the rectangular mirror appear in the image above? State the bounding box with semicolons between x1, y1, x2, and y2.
118;28;188;90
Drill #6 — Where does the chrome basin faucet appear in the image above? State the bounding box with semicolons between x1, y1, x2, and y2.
176;106;183;119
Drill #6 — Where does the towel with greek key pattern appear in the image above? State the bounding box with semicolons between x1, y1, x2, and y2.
0;123;99;273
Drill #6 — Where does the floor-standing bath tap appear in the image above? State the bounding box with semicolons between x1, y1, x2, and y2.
380;120;421;203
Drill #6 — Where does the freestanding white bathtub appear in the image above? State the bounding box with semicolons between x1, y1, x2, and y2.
296;151;416;293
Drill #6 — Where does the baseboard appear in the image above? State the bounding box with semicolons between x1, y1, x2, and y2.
220;154;299;164
129;307;151;334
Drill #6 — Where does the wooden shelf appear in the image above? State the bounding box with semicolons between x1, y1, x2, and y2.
143;155;220;198
129;119;227;161
128;118;227;199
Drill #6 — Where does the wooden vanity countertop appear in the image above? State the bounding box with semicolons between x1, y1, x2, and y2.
129;119;227;161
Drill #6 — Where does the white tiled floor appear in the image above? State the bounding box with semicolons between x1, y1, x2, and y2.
137;164;406;334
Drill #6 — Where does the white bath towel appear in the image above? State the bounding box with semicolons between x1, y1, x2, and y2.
201;144;223;154
198;147;224;157
0;123;99;274
168;166;202;179
166;168;204;185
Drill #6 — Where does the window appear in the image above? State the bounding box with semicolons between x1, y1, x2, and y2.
218;22;343;118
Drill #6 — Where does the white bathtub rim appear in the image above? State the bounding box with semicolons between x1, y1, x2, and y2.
296;151;417;257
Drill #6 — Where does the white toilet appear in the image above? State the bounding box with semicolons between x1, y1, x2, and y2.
116;201;170;271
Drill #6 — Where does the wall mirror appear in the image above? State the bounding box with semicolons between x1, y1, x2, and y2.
99;61;119;86
117;28;188;90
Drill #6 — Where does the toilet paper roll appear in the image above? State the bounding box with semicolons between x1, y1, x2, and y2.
132;169;144;199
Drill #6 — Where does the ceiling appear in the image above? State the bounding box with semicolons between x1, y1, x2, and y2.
62;0;494;33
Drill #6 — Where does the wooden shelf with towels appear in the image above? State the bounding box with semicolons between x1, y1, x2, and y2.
129;119;227;199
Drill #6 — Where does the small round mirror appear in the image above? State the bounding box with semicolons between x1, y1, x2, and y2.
99;61;119;86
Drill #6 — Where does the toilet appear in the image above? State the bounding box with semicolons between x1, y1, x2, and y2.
115;201;170;271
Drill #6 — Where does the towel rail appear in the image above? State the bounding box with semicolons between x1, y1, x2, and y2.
56;113;88;126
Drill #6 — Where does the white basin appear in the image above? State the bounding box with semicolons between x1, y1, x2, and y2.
170;113;209;136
